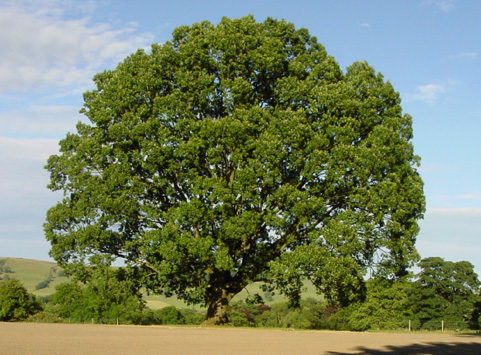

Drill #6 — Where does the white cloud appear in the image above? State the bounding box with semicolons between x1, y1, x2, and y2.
428;207;481;216
452;52;478;59
0;136;60;208
444;52;478;61
0;105;83;138
0;1;154;94
360;23;370;28
0;137;62;259
424;0;459;12
435;1;457;11
429;193;481;208
451;194;481;201
0;136;59;162
418;162;458;174
417;240;481;257
404;83;448;104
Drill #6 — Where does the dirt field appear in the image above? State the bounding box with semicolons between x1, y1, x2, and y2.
1;322;480;355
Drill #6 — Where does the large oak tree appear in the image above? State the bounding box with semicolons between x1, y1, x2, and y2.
45;16;425;324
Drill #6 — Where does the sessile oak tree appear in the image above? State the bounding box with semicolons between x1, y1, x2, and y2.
45;16;425;324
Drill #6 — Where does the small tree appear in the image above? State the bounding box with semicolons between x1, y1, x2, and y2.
45;16;425;324
410;257;481;330
0;279;43;321
329;278;413;331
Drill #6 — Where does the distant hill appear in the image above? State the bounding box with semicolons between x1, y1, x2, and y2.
0;257;69;297
0;257;322;309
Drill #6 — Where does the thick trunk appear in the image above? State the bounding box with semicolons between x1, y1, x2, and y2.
205;291;231;325
204;274;243;325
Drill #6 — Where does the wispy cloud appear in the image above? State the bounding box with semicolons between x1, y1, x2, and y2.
418;162;459;174
0;105;83;138
431;193;481;206
428;207;481;216
417;240;481;256
0;136;59;166
424;0;459;12
0;136;61;220
445;52;478;61
455;193;481;201
0;1;154;94
0;1;157;263
0;136;62;260
359;23;370;28
405;83;448;104
453;52;478;59
427;190;481;209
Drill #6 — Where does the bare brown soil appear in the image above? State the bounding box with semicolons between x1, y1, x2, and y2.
1;322;480;354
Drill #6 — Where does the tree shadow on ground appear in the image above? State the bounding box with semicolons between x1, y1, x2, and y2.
326;341;481;355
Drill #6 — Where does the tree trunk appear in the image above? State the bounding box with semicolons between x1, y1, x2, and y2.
205;292;231;325
204;273;243;325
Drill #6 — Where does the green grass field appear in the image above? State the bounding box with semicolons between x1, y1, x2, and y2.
0;257;321;308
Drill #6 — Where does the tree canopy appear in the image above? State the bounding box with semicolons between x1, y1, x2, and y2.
45;16;425;324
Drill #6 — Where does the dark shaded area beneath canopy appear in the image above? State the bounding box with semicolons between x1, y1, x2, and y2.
327;338;481;355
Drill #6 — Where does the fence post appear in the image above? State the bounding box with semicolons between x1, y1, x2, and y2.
408;320;411;332
442;320;444;332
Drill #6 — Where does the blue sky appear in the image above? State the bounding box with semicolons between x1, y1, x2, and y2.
1;0;480;274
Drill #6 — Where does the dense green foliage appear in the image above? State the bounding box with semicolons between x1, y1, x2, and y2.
1;256;478;329
48;263;145;324
0;279;43;321
328;279;413;331
227;258;481;331
326;257;481;331
45;16;425;323
224;299;325;328
410;257;481;330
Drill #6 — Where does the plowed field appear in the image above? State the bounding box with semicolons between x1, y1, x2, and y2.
1;322;480;354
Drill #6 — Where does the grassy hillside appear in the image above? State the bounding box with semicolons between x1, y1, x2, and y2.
0;257;69;297
143;280;321;310
0;257;321;308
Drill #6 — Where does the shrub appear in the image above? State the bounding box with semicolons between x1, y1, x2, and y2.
48;265;146;324
152;306;185;325
35;278;52;290
26;311;64;323
181;309;205;325
254;299;327;329
0;279;43;321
